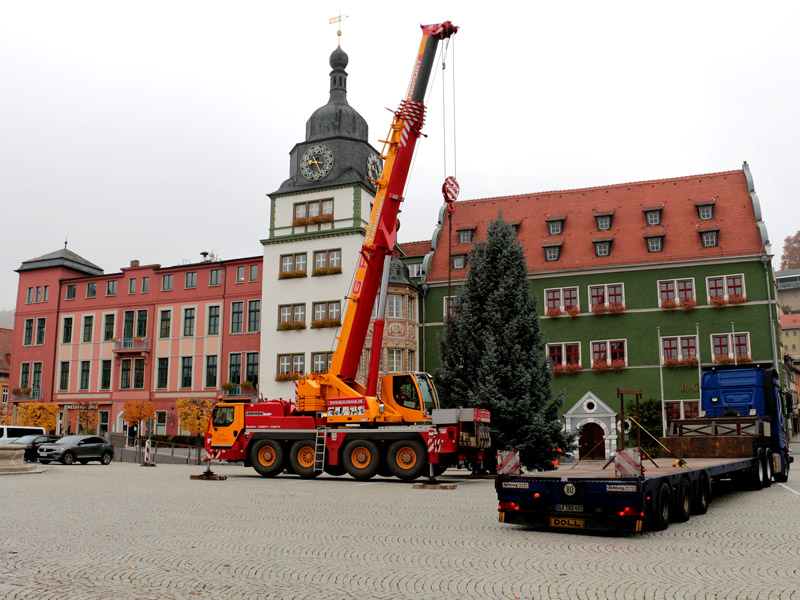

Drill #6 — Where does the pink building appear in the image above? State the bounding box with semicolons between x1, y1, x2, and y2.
9;248;261;436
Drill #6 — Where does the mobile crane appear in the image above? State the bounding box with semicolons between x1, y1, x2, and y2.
204;22;491;481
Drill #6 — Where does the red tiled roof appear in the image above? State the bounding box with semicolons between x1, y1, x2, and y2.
398;240;430;257
781;314;800;330
425;169;765;282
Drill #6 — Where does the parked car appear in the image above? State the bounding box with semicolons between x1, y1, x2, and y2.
37;435;114;465
9;434;62;462
0;425;46;444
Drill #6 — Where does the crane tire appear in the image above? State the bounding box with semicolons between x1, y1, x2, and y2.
251;440;283;478
387;439;427;481
343;440;380;480
289;440;320;479
674;477;692;523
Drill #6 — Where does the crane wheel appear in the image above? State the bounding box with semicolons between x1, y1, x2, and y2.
343;440;380;480
289;441;320;479
387;440;427;481
251;440;283;478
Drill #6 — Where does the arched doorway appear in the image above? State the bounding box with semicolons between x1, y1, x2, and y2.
579;422;606;459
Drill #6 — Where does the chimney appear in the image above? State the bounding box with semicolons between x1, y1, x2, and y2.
130;260;140;267
201;251;209;262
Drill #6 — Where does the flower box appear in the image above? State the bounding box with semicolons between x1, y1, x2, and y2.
680;356;699;368
737;356;753;364
591;304;607;316
663;358;681;369
610;359;626;372
552;365;565;376
546;307;562;318
292;214;333;227
221;382;236;392
660;300;678;311
275;372;302;382
278;270;307;280
312;266;342;277
591;361;610;373
714;355;734;365
728;294;748;305
278;321;306;331
680;298;698;312
607;303;626;315
564;363;582;376
311;318;341;329
566;306;581;319
709;296;727;309
240;381;254;391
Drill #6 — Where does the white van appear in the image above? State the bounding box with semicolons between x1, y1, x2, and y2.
0;426;46;443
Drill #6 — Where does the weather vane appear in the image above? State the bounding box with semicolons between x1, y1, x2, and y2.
328;12;349;46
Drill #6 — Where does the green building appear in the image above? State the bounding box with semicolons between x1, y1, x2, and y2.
407;163;781;459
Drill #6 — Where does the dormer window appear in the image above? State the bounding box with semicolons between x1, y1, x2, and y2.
698;222;719;248
594;210;614;231
695;199;715;221
452;255;467;270
546;215;565;236
643;205;663;226
702;231;718;247
595;241;611;257
647;237;663;252
457;229;474;244
543;240;563;262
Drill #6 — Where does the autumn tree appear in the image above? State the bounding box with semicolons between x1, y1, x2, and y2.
780;230;800;270
73;402;99;434
176;397;215;435
16;403;59;431
436;213;575;471
123;401;155;430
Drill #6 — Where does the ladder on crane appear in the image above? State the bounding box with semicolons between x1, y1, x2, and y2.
313;428;327;474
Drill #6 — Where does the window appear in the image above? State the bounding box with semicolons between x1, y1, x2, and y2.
35;286;41;303
155;411;167;436
314;249;342;270
545;246;560;261
596;215;611;231
547;342;581;366
313;301;341;323
35;318;46;345
249;264;258;282
104;314;115;341
209;269;222;286
20;363;29;389
594;241;610;257
123;310;135;339
248;300;261;332
159;310;171;338
66;285;76;300
43;285;49;302
294;199;333;220
236;266;245;283
278;303;305;325
120;359;131;389
62;317;73;344
387;349;403;372
312;352;333;373
645;210;662;226
185;272;197;289
26;287;33;303
136;310;147;338
101;360;111;390
387;295;402;319
229;353;241;384
23;319;33;345
408;263;422;277
292;354;305;373
59;362;70;391
245;353;259;384
548;220;563;235
82;316;93;342
661;336;697;360
31;363;42;391
231;301;244;332
701;231;718;247
544;288;579;312
133;358;145;389
181;357;193;388
444;296;456;319
647;237;663;252
280;253;307;274
711;332;750;362
698;204;714;220
208;305;220;335
86;282;96;298
162;274;173;291
452;255;466;269
458;229;474;244
206;356;218;388
157;358;169;388
129;278;136;294
183;308;195;336
591;339;626;365
106;280;117;296
707;274;745;301
659;279;695;304
589;283;624;308
278;354;304;374
141;277;149;293
79;361;90;390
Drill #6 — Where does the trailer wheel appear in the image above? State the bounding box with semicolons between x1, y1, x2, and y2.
343;440;380;480
674;478;692;523
693;473;710;515
774;450;790;483
387;440;427;481
651;481;671;531
251;440;284;478
289;441;320;479
763;449;773;488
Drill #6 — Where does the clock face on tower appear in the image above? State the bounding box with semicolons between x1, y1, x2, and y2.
367;152;383;181
300;145;334;180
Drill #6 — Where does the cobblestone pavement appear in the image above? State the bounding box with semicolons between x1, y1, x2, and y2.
1;450;799;600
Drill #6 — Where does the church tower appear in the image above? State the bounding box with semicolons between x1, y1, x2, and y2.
260;46;383;398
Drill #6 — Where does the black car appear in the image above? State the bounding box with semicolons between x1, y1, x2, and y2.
37;435;114;465
9;434;62;462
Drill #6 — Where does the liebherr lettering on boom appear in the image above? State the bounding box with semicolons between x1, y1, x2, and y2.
204;22;491;481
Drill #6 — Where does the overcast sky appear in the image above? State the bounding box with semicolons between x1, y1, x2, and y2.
1;1;798;311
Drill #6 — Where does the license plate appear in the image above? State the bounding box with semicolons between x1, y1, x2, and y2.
550;517;585;529
554;503;583;513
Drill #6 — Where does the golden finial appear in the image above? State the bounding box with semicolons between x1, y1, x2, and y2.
328;13;348;46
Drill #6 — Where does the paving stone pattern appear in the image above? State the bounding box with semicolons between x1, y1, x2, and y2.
1;457;799;600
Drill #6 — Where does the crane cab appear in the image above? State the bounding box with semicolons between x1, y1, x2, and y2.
379;372;439;423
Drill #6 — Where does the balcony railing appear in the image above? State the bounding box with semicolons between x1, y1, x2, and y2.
112;337;152;351
11;388;43;401
223;385;256;397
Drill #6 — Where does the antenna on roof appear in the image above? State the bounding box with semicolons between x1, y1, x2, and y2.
64;237;68;250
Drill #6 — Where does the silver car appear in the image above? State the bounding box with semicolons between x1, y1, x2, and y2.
37;435;114;465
